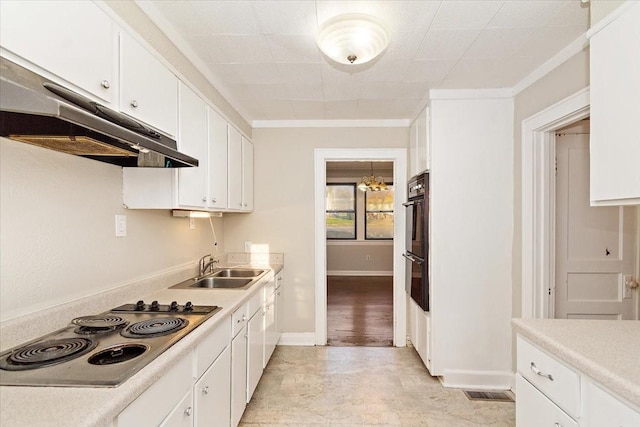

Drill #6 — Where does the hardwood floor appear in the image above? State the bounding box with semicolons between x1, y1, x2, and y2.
327;275;393;347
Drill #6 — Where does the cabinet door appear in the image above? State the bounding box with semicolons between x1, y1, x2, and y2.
515;374;578;427
263;293;276;368
275;273;284;339
208;108;229;209
228;126;243;210
589;2;640;204
0;1;116;105
415;107;429;173
177;82;208;208
583;381;640;427
241;138;254;211
159;389;194;427
120;31;178;137
409;121;418;177
195;346;231;427
247;309;265;402
231;325;247;427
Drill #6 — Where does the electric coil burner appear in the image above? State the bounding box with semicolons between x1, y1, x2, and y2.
0;300;221;387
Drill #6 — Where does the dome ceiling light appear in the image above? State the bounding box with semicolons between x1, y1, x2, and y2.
316;13;390;67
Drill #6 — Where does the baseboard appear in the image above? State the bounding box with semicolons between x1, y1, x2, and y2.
277;332;316;346
327;270;393;277
441;369;514;391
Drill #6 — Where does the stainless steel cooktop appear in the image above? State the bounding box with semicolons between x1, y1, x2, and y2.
0;301;221;387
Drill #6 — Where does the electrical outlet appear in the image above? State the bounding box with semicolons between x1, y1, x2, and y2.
623;275;633;299
115;215;127;237
245;241;253;252
189;217;195;230
366;254;371;261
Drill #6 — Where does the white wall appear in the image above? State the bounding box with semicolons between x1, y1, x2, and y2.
429;94;514;387
0;139;222;322
223;127;408;334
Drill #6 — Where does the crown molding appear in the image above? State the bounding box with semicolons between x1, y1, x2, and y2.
252;119;410;128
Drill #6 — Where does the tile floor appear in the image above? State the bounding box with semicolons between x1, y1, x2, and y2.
240;346;515;427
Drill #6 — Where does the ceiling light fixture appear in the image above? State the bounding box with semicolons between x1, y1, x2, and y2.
357;162;388;192
317;13;390;66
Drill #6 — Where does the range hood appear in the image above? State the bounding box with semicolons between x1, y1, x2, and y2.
0;57;198;168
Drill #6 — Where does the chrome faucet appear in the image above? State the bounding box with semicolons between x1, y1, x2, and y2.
198;254;218;277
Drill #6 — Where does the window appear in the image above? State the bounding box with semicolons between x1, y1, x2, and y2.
365;185;394;239
326;184;356;239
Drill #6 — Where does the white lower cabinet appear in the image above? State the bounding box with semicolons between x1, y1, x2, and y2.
159;389;194;427
582;381;640;427
516;334;640;427
194;346;231;427
246;307;264;403
409;298;431;372
263;291;277;368
516;374;577;427
231;313;248;427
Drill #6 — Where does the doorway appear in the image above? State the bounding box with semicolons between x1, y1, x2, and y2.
325;161;394;346
314;149;407;346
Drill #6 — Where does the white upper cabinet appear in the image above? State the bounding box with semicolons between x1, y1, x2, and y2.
242;137;254;211
0;1;117;105
409;105;430;176
120;31;178;137
177;82;208;208
208;108;229;210
588;2;640;205
228;126;244;210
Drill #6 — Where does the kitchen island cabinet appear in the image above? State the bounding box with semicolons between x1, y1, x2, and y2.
512;319;640;427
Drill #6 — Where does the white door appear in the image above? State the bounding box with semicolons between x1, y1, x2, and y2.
554;123;638;319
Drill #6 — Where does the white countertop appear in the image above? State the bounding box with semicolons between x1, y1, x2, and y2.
512;318;640;407
0;262;282;427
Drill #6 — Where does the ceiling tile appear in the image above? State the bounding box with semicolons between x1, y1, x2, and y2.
464;27;537;59
291;100;326;119
487;0;568;29
267;35;322;63
207;63;283;85
360;81;430;100
244;99;294;119
414;29;481;60
190;35;273;64
514;25;586;58
152;1;262;35
403;60;458;83
547;2;590;27
276;63;323;86
324;100;359;119
430;1;504;30
443;56;542;88
282;83;325;101
383;32;429;61
251;1;317;35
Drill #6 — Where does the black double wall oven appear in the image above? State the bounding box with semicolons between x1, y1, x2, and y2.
403;172;429;311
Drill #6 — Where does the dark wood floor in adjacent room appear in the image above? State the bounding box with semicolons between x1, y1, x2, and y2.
327;275;393;347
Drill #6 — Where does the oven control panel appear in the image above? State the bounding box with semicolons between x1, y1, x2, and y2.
112;300;218;314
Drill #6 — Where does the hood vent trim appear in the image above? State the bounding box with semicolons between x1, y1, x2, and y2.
0;57;198;168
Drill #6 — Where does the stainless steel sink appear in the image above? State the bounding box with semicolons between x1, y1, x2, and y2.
170;268;268;290
211;268;265;278
192;277;252;289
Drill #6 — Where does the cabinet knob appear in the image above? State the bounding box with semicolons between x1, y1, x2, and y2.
100;80;110;89
244;203;248;207
202;386;210;394
212;198;217;203
130;100;139;108
184;407;192;417
202;197;207;203
239;203;243;207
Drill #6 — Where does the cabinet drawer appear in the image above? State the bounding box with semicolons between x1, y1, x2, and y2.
516;374;578;427
247;288;264;319
232;303;248;338
583;380;640;427
517;336;580;418
194;317;231;379
159;389;193;427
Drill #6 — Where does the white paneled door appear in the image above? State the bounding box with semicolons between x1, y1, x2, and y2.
554;128;637;319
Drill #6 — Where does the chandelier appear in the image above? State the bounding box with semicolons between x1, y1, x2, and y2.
357;163;388;192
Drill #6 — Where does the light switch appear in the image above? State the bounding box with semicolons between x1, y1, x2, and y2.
115;214;127;237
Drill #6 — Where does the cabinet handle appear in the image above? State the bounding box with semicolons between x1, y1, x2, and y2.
554;423;562;427
202;386;209;394
184;407;192;417
130;100;139;108
100;80;110;89
530;362;554;381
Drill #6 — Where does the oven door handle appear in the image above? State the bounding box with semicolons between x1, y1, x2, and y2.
403;253;425;265
402;201;415;207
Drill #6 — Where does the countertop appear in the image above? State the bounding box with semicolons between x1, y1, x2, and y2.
0;260;283;427
512;318;640;407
